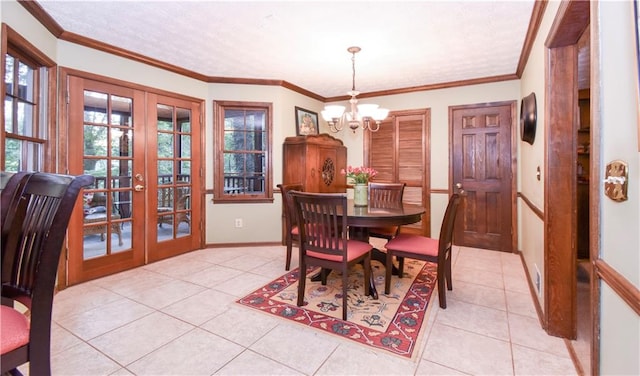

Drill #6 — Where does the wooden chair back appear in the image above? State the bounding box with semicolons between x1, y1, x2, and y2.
1;172;94;375
277;183;303;270
291;191;348;259
437;193;462;265
368;182;406;240
278;183;304;234
368;182;405;208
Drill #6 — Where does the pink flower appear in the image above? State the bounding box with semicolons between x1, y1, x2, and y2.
341;165;378;184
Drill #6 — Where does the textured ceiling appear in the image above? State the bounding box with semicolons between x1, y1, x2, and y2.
36;0;535;98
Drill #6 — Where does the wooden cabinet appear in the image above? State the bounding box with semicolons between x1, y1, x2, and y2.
283;134;347;193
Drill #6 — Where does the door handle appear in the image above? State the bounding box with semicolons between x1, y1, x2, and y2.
134;184;145;192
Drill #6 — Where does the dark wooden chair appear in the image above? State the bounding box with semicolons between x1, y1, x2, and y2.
384;193;462;309
277;183;304;270
291;191;372;320
368;182;406;240
1;172;31;226
1;172;94;375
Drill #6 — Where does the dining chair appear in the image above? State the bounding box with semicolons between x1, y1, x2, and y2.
291;191;372;320
277;183;304;270
383;193;462;309
0;171;31;226
368;182;406;240
1;172;94;375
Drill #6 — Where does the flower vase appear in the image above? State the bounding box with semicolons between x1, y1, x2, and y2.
353;183;368;206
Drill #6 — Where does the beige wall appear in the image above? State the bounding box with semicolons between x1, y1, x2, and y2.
329;80;521;235
595;1;640;374
1;1;58;61
518;0;561;310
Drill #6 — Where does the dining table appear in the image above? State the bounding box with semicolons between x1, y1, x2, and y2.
311;199;426;299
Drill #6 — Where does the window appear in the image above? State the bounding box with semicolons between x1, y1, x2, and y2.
213;101;273;203
2;26;54;172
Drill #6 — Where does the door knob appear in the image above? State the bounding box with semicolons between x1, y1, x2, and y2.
134;184;145;192
455;183;463;189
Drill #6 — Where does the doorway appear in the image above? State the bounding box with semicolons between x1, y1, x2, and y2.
545;0;593;374
63;71;203;285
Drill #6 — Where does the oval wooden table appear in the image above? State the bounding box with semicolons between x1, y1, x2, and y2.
345;200;425;230
311;200;426;299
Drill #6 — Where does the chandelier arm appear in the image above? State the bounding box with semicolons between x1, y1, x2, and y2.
336;114;346;132
369;120;381;132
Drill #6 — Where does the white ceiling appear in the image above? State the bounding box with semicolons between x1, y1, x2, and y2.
36;0;535;98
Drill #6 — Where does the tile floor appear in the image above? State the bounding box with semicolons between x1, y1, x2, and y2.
41;242;578;375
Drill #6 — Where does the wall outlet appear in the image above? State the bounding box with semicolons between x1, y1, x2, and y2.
234;218;243;228
534;264;541;296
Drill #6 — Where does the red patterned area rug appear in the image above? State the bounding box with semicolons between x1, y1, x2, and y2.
237;259;437;359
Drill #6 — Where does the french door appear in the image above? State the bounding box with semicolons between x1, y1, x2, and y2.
66;74;202;284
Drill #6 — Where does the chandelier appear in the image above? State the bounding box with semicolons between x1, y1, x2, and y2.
321;46;389;133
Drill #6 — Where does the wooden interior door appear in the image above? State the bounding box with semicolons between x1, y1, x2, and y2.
450;101;516;252
365;109;430;235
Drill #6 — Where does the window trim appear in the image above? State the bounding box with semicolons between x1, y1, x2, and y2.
213;100;273;203
1;23;56;172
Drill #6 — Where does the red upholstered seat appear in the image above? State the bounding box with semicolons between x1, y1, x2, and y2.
384;234;439;257
384;193;463;309
307;239;372;262
0;306;29;354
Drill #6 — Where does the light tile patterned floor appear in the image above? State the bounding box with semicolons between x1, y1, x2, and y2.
42;243;577;375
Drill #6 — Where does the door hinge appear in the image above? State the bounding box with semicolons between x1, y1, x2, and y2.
65;79;70;104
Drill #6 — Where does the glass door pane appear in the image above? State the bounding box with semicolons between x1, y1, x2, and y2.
156;104;192;242
82;91;134;258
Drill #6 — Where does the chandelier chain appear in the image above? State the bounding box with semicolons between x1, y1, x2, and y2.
351;50;357;92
